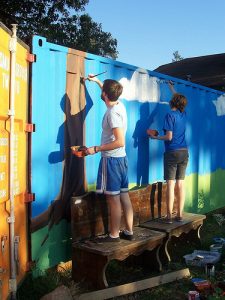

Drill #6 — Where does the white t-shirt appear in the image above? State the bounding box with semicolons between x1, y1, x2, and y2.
101;101;127;157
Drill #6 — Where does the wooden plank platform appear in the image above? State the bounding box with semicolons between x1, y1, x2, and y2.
77;268;190;300
72;227;166;289
139;212;206;263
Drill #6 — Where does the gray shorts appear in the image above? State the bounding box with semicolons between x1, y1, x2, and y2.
164;149;189;180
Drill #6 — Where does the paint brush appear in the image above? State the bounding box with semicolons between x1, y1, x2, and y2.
80;71;107;84
88;71;107;78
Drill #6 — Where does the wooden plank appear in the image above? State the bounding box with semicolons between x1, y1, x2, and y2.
77;268;190;300
73;227;166;256
140;212;206;233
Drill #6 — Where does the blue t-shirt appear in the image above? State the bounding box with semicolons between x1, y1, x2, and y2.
163;110;187;152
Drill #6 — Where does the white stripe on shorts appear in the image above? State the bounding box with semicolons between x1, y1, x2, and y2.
105;191;120;195
100;157;107;192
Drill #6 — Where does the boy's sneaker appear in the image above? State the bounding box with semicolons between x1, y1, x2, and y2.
119;230;134;241
160;217;173;224
95;235;120;243
175;216;183;222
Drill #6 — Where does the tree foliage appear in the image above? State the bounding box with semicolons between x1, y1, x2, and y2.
0;0;118;59
172;50;184;62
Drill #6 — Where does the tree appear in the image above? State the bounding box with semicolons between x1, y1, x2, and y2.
0;0;118;59
172;50;184;62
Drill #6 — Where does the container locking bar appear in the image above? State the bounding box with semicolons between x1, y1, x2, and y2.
14;236;20;275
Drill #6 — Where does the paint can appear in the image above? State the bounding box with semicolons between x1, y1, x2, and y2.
188;290;200;299
205;263;215;277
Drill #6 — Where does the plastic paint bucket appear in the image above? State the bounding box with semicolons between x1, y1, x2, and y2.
210;243;223;253
213;237;225;244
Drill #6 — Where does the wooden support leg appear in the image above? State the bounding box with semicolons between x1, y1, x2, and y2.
72;248;109;289
142;244;163;271
159;237;171;265
187;224;203;247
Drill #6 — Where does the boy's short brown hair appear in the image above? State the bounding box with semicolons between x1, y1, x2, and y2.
170;93;187;112
103;79;123;101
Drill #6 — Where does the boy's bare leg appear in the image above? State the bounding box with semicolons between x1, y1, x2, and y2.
120;192;133;232
175;180;185;218
106;194;121;237
166;180;175;218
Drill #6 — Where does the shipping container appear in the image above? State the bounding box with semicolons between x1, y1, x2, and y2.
0;22;29;300
31;35;225;271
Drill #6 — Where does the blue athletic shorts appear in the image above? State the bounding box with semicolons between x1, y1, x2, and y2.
96;156;129;195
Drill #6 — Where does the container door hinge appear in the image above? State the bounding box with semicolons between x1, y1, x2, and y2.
24;193;35;203
0;267;6;274
1;235;7;253
25;123;35;132
27;53;36;63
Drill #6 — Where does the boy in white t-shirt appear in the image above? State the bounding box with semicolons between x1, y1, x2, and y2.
86;75;134;242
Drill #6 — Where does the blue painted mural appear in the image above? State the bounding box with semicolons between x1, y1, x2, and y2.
31;35;225;270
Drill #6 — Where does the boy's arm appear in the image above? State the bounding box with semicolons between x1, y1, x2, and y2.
88;74;103;90
149;130;173;141
86;127;125;155
168;80;176;94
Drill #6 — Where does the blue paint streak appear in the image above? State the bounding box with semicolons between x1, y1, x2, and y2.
31;36;68;217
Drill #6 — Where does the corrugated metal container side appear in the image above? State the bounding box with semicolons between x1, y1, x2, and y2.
31;35;225;271
0;22;29;300
31;36;71;272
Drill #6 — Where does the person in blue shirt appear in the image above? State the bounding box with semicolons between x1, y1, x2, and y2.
148;84;189;224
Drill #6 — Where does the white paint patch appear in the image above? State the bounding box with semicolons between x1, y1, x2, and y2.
119;68;161;103
213;94;225;116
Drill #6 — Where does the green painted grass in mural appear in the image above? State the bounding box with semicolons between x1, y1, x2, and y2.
89;168;225;214
32;168;225;271
185;168;225;214
32;219;71;272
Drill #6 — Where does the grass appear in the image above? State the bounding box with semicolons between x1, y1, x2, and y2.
108;210;225;300
16;263;83;300
17;209;225;299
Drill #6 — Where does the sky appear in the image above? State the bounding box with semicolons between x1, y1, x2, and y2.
85;0;225;70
